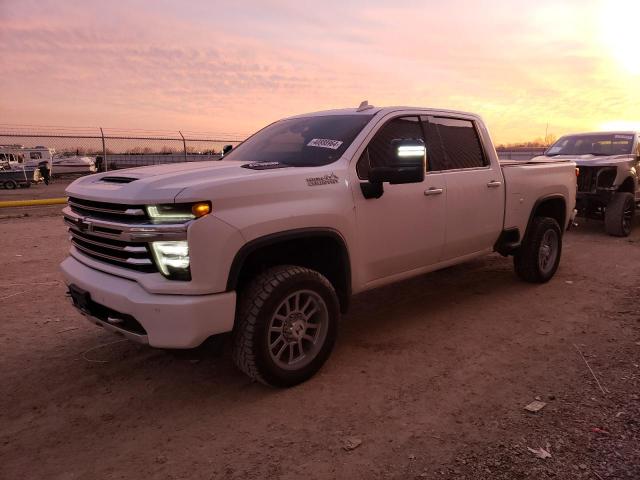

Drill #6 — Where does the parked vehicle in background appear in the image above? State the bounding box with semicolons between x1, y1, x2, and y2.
0;147;38;187
61;103;577;387
0;166;34;189
51;156;97;175
0;150;24;169
1;145;55;169
539;132;639;236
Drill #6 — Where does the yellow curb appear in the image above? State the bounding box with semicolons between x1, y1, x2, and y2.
0;198;68;208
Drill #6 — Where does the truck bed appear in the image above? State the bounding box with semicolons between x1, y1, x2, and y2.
500;159;577;234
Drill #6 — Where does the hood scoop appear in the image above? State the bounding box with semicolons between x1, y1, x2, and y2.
242;162;289;171
100;176;139;184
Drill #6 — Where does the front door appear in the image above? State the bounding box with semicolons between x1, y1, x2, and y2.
351;115;447;285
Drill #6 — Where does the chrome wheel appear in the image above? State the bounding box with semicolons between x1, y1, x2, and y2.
268;290;328;371
538;229;559;275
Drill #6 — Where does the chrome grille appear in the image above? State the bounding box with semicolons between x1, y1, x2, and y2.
68;196;147;222
64;198;186;273
68;227;156;273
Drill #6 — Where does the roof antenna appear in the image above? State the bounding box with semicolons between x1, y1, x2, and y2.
357;100;374;112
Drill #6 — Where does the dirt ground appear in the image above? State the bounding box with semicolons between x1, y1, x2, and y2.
0;192;638;479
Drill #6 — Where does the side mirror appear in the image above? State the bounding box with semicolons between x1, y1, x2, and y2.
369;139;426;185
222;144;233;156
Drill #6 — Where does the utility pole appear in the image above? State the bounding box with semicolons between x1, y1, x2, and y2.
545;122;549;146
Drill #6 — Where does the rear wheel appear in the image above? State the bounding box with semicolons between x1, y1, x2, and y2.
605;192;635;237
514;217;562;283
232;265;339;387
4;180;17;190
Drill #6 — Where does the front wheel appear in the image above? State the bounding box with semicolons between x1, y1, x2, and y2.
605;192;635;237
232;265;339;387
514;217;562;283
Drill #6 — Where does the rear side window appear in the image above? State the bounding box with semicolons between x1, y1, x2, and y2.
422;117;487;171
30;152;43;160
357;116;424;179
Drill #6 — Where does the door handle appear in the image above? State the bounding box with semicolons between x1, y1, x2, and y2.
424;187;444;196
487;180;502;188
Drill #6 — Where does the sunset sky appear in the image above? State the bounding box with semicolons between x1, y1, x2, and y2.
1;0;639;144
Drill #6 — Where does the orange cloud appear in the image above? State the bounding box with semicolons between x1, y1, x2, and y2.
1;0;638;143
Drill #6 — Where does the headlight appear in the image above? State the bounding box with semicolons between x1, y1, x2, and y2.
150;240;191;280
146;202;211;223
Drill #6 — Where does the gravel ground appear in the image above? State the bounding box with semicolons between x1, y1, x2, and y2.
0;204;638;480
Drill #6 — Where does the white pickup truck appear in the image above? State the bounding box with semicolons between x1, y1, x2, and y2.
61;104;577;387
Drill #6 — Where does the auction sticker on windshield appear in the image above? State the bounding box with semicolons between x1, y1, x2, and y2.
307;138;343;150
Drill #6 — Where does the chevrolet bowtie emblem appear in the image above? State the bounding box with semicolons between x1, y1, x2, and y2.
77;218;93;232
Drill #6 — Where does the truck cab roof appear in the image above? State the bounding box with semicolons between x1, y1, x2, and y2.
285;105;482;122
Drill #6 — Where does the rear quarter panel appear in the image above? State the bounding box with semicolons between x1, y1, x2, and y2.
501;161;576;235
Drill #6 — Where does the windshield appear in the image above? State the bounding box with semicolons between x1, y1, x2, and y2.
225;114;374;167
546;133;634;156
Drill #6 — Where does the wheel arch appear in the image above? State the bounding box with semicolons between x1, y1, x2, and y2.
525;194;567;237
227;228;352;313
618;176;636;194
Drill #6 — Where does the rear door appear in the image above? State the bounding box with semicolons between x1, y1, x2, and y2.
422;116;504;261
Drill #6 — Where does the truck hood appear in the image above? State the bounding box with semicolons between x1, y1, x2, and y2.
532;154;633;167
65;160;260;204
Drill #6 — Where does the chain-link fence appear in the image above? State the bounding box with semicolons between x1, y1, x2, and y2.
0;125;245;176
0;125;549;184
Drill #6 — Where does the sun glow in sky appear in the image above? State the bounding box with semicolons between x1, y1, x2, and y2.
0;0;638;144
598;0;640;76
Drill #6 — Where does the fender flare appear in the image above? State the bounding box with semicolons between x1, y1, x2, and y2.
524;194;567;237
226;227;352;305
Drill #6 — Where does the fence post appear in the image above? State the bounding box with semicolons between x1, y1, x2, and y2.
100;127;107;172
179;131;187;162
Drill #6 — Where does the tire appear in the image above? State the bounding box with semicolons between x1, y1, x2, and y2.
604;192;635;237
4;180;17;190
232;265;339;387
514;217;562;283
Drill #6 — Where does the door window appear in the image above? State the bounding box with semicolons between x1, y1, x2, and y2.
357;116;424;179
30;152;43;160
422;117;487;171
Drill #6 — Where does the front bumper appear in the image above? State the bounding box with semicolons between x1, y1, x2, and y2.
60;257;236;348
